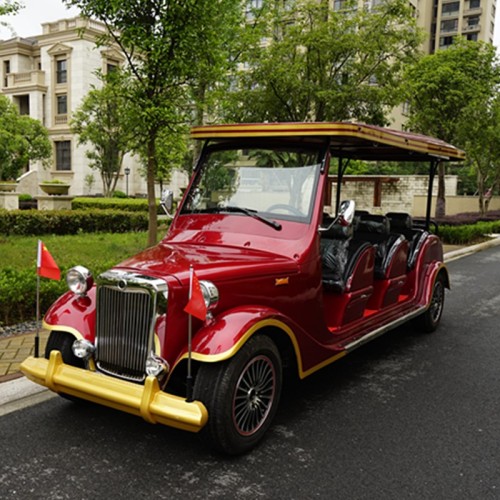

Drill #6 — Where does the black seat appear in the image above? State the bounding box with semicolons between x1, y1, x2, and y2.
386;212;428;270
354;214;406;279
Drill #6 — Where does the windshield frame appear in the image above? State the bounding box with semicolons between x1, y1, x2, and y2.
179;138;329;226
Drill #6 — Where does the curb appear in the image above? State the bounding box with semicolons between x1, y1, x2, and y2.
444;234;500;263
1;235;499;412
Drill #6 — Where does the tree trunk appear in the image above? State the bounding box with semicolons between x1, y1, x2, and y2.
147;137;158;247
477;170;485;215
435;162;446;218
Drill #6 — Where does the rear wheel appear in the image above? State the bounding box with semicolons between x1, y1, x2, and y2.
193;335;282;455
416;274;445;333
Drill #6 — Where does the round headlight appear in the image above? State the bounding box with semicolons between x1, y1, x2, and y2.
199;280;219;310
66;266;93;296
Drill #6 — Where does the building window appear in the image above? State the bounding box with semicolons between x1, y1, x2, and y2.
441;19;458;32
468;15;480;26
56;58;67;84
55;141;71;171
56;94;67;115
442;2;460;15
439;35;454;47
3;60;10;87
469;0;480;8
466;32;478;40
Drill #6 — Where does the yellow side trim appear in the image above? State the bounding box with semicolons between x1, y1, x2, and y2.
20;352;208;433
181;318;348;379
42;320;84;340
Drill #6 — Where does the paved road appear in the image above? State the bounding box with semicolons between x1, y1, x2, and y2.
1;246;499;499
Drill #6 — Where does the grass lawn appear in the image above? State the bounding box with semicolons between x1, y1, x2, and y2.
0;232;150;272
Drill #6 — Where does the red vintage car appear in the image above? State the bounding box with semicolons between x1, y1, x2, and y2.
21;122;464;455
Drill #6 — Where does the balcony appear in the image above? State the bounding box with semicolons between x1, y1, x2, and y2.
463;23;481;32
4;70;46;90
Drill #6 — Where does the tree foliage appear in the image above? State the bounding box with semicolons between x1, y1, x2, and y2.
64;0;244;246
456;94;500;214
404;40;500;216
0;95;51;181
71;72;133;197
225;0;423;125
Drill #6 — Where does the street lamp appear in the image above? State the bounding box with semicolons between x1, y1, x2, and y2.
124;167;131;197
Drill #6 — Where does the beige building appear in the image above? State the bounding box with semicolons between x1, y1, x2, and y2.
419;0;496;53
0;16;187;198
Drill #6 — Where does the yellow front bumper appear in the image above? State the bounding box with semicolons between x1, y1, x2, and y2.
21;352;208;433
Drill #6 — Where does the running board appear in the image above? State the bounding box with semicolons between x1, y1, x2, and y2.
344;306;426;352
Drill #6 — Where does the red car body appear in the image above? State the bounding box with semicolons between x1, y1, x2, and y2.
22;122;465;454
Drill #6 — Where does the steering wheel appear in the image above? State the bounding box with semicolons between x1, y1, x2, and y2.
266;204;304;216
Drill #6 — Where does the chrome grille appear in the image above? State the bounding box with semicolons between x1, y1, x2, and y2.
94;271;167;383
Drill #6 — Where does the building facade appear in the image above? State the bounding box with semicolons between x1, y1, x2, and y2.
422;0;496;53
0;17;188;198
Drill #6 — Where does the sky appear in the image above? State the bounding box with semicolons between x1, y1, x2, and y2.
1;0;500;46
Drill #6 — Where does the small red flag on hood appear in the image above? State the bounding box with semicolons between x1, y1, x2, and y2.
184;268;207;321
37;240;61;281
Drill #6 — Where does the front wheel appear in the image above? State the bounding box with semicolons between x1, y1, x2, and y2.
416;274;445;333
193;335;282;455
45;330;85;402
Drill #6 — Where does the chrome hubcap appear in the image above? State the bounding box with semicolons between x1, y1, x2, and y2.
233;355;276;436
430;281;444;322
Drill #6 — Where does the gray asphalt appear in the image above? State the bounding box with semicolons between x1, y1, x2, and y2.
0;245;499;499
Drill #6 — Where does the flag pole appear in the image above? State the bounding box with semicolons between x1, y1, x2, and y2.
35;273;40;358
186;265;194;402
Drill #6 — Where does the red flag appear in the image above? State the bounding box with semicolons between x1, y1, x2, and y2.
37;240;61;281
184;269;207;321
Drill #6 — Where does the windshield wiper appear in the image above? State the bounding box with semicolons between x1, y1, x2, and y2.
210;206;282;231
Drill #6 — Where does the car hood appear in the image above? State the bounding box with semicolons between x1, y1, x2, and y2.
113;242;299;285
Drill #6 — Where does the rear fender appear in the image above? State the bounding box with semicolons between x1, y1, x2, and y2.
174;305;302;371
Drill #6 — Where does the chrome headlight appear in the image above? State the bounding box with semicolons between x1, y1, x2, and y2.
72;339;95;360
199;280;219;310
145;354;169;377
66;266;94;296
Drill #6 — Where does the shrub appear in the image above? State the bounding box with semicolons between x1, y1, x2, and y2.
439;220;500;245
0;209;148;236
72;197;152;212
0;260;116;325
112;190;127;198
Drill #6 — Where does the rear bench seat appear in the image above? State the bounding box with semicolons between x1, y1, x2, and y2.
354;214;409;309
386;212;428;270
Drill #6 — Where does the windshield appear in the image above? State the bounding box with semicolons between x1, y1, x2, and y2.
181;145;323;224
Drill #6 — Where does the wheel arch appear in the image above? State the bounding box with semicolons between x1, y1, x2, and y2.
167;309;303;392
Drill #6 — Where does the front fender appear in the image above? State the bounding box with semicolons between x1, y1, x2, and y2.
175;305;302;367
43;288;96;341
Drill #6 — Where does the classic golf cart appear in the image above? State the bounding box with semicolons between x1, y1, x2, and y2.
21;122;464;455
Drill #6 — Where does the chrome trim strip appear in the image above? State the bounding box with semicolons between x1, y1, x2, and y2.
344;306;426;352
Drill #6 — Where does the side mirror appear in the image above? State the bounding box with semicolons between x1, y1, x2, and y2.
337;200;355;226
160;189;174;217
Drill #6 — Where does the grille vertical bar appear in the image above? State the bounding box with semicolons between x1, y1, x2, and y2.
96;285;155;382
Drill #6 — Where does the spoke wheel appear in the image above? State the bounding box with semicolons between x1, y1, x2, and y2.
416;274;446;333
233;355;276;436
194;335;282;455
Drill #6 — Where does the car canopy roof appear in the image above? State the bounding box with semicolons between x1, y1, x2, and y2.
191;122;465;162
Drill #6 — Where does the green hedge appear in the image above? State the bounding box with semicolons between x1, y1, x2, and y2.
439;220;500;245
0;260;115;325
0;209;148;236
72;197;153;212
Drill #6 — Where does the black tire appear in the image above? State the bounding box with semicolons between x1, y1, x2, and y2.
193;335;282;455
416;274;445;333
45;330;85;402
